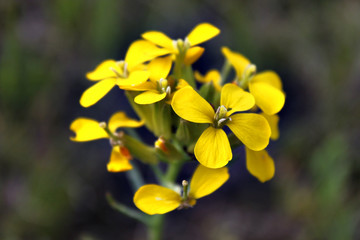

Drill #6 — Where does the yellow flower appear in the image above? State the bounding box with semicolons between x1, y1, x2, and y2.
142;23;220;65
80;40;171;107
245;147;275;182
261;113;279;140
126;56;173;104
222;47;285;115
69;112;144;172
194;69;222;91
171;84;271;168
133;164;229;215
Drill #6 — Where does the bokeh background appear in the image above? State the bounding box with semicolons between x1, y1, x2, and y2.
1;0;360;239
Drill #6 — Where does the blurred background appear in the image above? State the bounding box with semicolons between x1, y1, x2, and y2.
1;0;360;239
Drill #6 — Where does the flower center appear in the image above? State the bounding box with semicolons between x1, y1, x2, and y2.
213;105;232;128
238;63;256;89
110;61;129;78
158;78;171;95
173;38;191;54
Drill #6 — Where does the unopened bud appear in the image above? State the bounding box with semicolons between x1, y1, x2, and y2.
155;137;168;153
120;146;132;160
244;64;257;79
99;122;107;128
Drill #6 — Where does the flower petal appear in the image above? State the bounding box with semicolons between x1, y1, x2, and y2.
134;91;167;105
86;60;122;81
245;148;275;182
108;112;144;132
141;31;175;51
220;83;255;115
133;184;181;215
226;113;271;151
186;23;220;46
148;56;172;82
249;81;285;115
171;87;214;124
121;81;156;91
261;113;279;140
189;164;229;199
107;146;133;172
195;70;222;91
80;79;116;108
117;70;150;87
194;127;232;168
252;71;282;90
125;40;171;71
70;118;108;142
221;47;250;77
184;46;204;65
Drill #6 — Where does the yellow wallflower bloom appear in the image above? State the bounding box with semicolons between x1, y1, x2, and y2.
133;164;229;215
126;56;173;104
245;147;275;182
261;113;279;140
222;47;285;115
194;69;222;91
142;23;220;65
80;40;171;107
69;112;144;172
171;84;271;168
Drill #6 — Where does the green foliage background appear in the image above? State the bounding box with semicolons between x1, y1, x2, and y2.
1;0;359;239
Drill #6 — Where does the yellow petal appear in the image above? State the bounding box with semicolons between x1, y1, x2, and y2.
70;118;108;142
176;79;190;89
261;113;279;140
148;56;172;82
220;83;255;115
121;81;156;91
195;70;222;91
194;127;232;168
184;46;204;65
125;40;171;71
189;164;229;199
171;87;214;124
134;91;167;105
80;79;116;108
133;184;181;215
245;148;275;182
107;146;133;172
252;71;282;90
249;81;285;115
186;23;220;46
108;112;144;132
141;31;175;51
86;60;122;81
226;113;271;151
221;47;250;77
117;70;150;87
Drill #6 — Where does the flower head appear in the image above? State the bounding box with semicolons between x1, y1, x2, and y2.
222;47;285;115
171;84;271;168
80;40;171;107
142;23;220;65
133;164;229;215
69;112;144;172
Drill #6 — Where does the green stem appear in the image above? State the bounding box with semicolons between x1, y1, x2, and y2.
220;59;231;84
148;215;165;240
106;193;150;225
126;161;144;191
165;160;184;182
150;164;166;184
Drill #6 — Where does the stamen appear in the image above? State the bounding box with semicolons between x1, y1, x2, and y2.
165;86;171;95
218;118;227;125
110;67;122;77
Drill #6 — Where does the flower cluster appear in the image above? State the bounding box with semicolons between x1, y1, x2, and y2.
70;23;285;216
